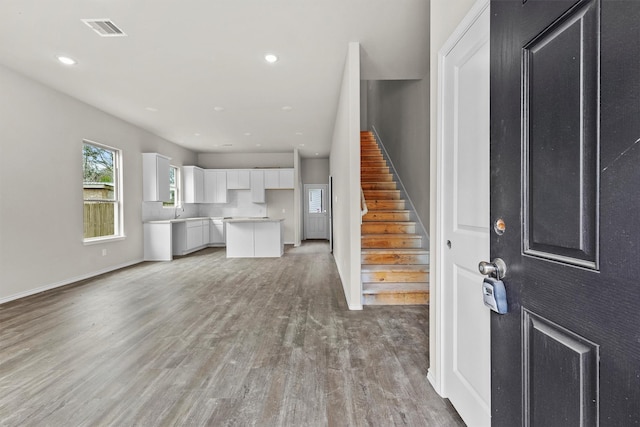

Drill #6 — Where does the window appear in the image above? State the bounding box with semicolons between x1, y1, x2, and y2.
83;141;123;241
163;165;180;207
308;189;324;213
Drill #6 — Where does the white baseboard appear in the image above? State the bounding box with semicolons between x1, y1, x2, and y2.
427;368;445;397
348;303;364;311
0;259;143;305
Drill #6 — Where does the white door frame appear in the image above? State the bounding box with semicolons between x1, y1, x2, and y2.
429;0;490;410
329;176;334;252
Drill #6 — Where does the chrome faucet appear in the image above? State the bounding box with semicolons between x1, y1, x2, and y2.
174;206;183;219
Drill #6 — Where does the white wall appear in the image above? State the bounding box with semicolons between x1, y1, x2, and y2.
329;42;362;310
301;158;330;184
428;0;478;393
0;65;197;303
198;191;268;218
198;152;293;169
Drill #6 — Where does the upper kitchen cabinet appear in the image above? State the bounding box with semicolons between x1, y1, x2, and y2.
142;153;171;202
250;170;265;203
183;166;204;203
264;169;294;189
204;170;228;203
279;169;294;188
226;169;251;190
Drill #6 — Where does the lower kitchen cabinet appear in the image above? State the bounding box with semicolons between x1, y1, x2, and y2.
144;223;173;261
144;217;226;261
225;219;283;258
173;219;208;256
210;219;225;245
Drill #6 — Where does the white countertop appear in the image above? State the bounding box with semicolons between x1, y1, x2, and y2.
145;216;225;224
224;217;284;223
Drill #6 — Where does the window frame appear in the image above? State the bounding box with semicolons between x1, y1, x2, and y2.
163;165;181;208
82;139;124;244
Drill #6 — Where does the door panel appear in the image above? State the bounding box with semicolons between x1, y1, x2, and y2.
453;265;491;400
491;0;640;425
523;0;599;267
442;4;491;425
522;310;599;426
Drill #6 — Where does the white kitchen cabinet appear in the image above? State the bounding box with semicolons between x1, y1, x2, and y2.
202;219;210;245
263;168;295;189
279;169;294;188
250;170;265;203
210;219;225;245
144;222;173;261
264;170;280;189
204;170;228;203
183;166;204;203
142;153;171;202
225;219;283;258
186;220;203;249
254;221;284;257
172;219;208;255
226;169;251;190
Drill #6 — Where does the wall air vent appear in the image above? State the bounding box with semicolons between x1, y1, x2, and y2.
81;19;127;37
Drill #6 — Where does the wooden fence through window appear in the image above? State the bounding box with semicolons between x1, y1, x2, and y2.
84;202;115;238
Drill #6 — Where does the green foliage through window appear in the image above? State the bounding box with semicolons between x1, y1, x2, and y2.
164;166;179;207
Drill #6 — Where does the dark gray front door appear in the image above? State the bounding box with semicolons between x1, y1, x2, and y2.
490;0;640;425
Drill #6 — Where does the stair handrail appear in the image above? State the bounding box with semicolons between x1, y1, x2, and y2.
360;187;368;224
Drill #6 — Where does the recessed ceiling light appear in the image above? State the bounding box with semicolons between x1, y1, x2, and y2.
256;144;262;147
265;54;278;63
213;106;225;112
295;132;303;136
56;55;76;66
194;133;201;137
281;106;293;112
145;107;158;112
298;144;305;147
244;132;252;136
315;153;319;156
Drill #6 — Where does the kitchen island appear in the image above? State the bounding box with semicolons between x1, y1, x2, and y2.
224;218;284;258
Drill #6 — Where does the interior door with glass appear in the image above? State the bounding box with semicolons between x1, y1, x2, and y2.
304;184;328;239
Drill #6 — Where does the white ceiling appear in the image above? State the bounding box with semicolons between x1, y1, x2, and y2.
0;0;428;157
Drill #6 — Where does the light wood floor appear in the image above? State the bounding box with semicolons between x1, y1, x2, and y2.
0;242;463;426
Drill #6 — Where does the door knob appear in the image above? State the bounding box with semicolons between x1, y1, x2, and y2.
478;258;507;280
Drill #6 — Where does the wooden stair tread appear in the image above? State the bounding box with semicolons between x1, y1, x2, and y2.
362;282;429;293
362;221;416;226
363;210;410;213
362;233;421;238
361;248;428;254
361;264;428;273
361;182;397;190
362;223;416;234
361;248;429;265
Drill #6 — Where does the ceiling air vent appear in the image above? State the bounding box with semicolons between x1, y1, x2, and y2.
81;19;126;37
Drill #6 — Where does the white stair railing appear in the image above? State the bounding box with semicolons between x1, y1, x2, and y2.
360;187;368;224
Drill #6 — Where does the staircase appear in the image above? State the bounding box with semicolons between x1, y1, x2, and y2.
360;131;429;305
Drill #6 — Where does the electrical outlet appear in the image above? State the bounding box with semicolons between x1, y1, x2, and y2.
102;249;107;256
